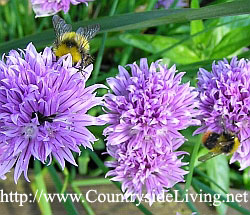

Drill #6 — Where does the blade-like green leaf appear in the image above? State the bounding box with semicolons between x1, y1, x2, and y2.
211;25;250;58
206;155;229;215
243;167;250;189
1;0;250;55
120;33;200;64
190;0;205;46
192;177;250;215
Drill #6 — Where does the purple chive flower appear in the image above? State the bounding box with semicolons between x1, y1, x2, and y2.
194;57;250;169
155;0;188;9
106;140;188;203
103;58;200;153
0;43;104;183
31;0;93;17
102;58;199;202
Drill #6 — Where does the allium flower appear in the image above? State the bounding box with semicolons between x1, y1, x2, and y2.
0;43;104;183
106;140;188;203
103;58;199;153
194;57;250;169
102;58;199;203
31;0;93;17
155;0;188;9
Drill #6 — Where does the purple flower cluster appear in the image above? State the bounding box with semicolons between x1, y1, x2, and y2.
195;57;250;169
155;0;188;9
0;43;104;183
106;141;188;202
103;58;200;202
31;0;93;17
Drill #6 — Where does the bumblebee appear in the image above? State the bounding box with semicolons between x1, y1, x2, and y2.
52;15;100;71
198;130;240;162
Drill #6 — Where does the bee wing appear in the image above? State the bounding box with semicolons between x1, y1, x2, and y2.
198;152;221;162
218;141;232;147
76;24;100;41
52;15;72;37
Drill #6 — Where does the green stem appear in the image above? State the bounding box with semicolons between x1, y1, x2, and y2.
174;184;200;215
72;178;111;187
87;149;109;174
32;161;52;215
183;141;201;196
71;185;95;215
120;0;158;66
61;167;70;194
92;0;119;83
54;160;70;194
120;46;133;66
146;0;158;11
48;165;79;215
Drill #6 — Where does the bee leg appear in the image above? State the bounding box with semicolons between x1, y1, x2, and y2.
78;53;94;80
79;62;86;78
87;54;94;66
77;60;88;81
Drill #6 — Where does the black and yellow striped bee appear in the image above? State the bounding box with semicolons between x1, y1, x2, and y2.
198;130;240;162
197;115;245;162
52;15;100;71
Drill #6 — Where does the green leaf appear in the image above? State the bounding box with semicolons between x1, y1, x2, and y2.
1;0;250;55
230;169;244;188
90;36;125;53
120;33;200;64
206;155;229;215
92;0;119;83
211;25;250;58
190;0;205;46
243;167;250;189
178;48;250;77
93;138;105;150
192;177;250;215
214;14;250;30
148;15;250;62
199;15;250;57
195;168;228;194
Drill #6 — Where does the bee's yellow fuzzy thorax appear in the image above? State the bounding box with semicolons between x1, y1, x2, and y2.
54;32;89;64
232;137;240;153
